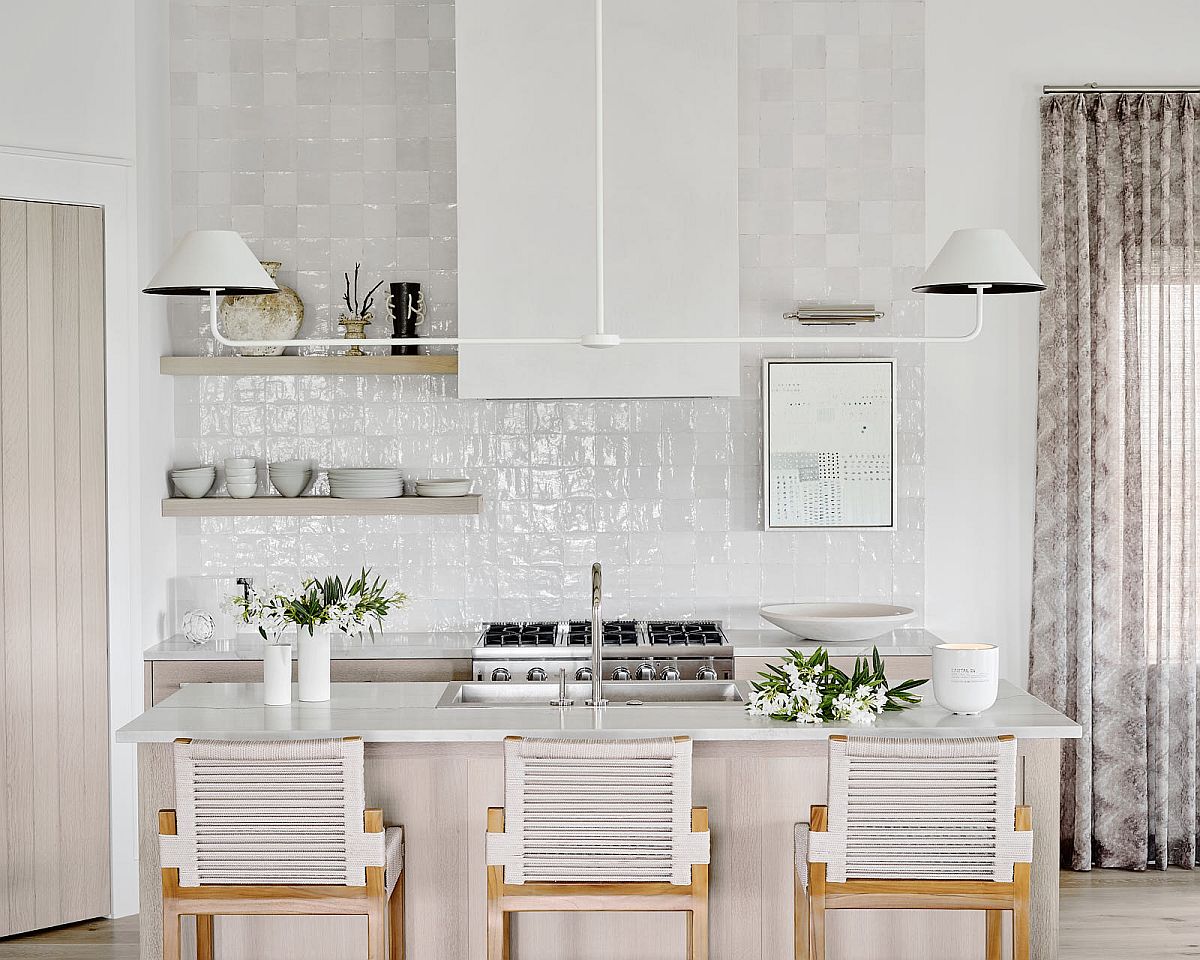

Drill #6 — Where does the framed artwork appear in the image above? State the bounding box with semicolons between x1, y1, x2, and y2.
762;358;896;531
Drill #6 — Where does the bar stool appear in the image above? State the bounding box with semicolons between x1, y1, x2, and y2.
794;734;1032;960
486;735;710;959
158;737;404;960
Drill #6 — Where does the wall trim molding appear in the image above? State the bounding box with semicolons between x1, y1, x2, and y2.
0;142;133;168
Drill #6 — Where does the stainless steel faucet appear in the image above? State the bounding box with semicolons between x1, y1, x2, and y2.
586;562;607;706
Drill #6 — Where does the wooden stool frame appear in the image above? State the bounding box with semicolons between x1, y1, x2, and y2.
794;804;1033;960
159;736;404;960
486;805;710;960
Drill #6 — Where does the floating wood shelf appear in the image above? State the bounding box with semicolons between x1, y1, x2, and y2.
161;494;482;518
160;355;458;376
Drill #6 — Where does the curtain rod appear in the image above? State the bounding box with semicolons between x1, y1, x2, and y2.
1043;84;1200;94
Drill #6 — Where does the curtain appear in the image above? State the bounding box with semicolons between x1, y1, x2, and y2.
1031;92;1200;870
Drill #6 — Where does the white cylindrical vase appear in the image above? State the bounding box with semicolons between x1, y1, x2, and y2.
932;643;999;715
298;624;331;702
262;642;293;706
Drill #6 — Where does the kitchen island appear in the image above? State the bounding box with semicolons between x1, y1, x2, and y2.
119;680;1079;960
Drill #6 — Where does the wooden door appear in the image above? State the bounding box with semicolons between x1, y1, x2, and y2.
0;199;110;935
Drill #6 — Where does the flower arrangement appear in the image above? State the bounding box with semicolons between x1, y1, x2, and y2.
746;647;926;724
229;584;289;643
230;569;408;640
280;568;408;637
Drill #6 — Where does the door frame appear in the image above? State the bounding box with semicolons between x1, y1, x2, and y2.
0;144;146;918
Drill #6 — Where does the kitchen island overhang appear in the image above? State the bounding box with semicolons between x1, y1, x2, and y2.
120;681;1080;960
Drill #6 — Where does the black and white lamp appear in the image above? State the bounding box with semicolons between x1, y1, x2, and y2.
142;229;278;334
913;228;1046;337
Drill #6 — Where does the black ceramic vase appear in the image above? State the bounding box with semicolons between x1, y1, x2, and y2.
389;282;425;356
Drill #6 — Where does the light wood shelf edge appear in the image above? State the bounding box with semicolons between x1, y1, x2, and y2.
160;354;458;375
161;494;482;518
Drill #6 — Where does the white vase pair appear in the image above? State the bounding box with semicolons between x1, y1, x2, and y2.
261;625;332;705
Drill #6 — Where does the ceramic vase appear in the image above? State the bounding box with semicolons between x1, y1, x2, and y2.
298;624;332;702
218;260;304;357
932;643;999;715
262;641;293;706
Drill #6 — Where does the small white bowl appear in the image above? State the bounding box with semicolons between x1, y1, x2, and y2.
225;482;258;499
224;457;256;470
171;466;215;477
270;459;311;470
271;472;312;498
173;473;215;499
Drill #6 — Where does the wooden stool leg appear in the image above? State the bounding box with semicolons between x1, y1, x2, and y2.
794;871;810;960
688;902;709;960
388;873;405;960
367;904;388;960
162;910;182;960
1013;892;1031;960
196;915;215;960
985;911;1003;960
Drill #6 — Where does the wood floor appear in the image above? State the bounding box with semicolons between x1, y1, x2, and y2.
0;870;1195;959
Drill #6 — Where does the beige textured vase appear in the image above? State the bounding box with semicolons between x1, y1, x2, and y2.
218;260;304;357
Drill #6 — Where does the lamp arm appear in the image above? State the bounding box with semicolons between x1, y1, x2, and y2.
203;285;992;350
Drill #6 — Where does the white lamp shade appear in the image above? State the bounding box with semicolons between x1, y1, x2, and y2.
913;228;1045;295
143;230;278;296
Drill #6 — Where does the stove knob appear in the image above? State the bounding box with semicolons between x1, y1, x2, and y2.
527;667;548;682
611;666;632;681
634;662;656;681
697;660;718;681
491;667;511;682
575;666;593;682
659;662;682;681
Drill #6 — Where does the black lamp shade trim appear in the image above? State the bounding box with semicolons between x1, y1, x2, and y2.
142;284;279;296
912;281;1047;295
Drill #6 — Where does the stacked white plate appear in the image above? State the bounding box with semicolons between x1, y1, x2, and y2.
414;477;471;498
269;459;313;498
170;465;216;499
328;467;404;499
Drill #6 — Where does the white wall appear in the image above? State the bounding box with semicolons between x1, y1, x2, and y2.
0;2;136;159
924;0;1200;685
0;0;176;919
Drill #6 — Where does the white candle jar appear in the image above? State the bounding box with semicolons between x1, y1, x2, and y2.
932;643;999;715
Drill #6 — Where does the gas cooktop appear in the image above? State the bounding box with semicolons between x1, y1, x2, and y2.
478;619;727;648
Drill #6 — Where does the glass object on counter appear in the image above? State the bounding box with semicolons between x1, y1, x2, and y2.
182;609;215;645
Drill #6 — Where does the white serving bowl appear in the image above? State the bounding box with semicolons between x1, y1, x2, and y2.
225;482;258;499
171;466;215;477
224;457;256;470
758;602;917;643
172;471;215;499
270;459;311;470
224;469;257;482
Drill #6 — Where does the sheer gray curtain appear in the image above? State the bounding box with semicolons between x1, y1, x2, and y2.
1032;92;1199;870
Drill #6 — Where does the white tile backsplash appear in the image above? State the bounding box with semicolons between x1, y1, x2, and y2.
167;0;925;634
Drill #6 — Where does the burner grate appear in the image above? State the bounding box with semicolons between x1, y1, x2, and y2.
565;620;641;645
645;620;724;646
480;621;559;647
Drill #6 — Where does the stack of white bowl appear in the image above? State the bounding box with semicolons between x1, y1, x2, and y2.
269;459;313;498
414;477;471;498
224;457;259;499
171;465;216;499
328;467;404;499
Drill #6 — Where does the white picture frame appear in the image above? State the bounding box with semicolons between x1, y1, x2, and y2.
762;358;896;531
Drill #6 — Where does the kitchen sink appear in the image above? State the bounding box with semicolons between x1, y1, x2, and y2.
436;680;744;708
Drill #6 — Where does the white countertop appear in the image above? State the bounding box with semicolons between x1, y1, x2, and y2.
142;628;939;661
116;679;1080;743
